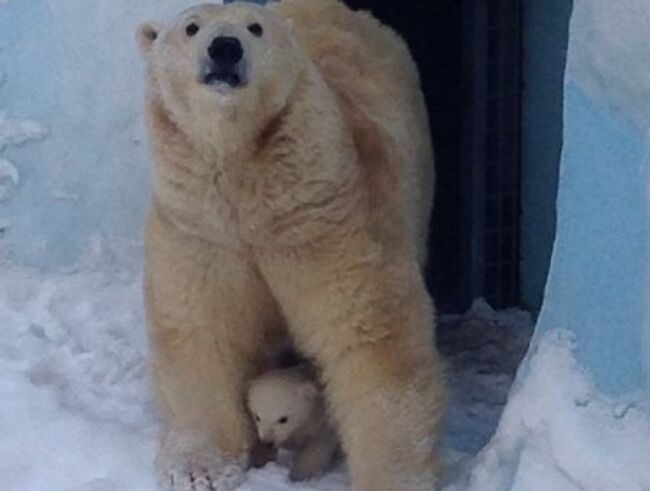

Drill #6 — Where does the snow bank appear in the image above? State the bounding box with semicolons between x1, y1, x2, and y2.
8;247;642;491
0;246;644;491
0;0;207;266
448;331;650;491
0;243;157;491
439;299;533;458
0;113;49;231
0;241;352;491
0;240;534;491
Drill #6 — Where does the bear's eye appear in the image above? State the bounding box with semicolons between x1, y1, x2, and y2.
185;23;200;37
253;414;261;422
248;23;263;37
278;417;288;424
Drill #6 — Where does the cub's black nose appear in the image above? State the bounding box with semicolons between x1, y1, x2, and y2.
208;36;243;66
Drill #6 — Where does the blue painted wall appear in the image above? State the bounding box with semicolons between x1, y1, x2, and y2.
520;0;572;311
533;0;650;395
536;84;648;393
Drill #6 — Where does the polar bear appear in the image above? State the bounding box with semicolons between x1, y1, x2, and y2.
247;365;339;481
137;1;444;490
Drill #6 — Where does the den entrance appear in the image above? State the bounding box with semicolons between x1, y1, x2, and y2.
344;0;523;313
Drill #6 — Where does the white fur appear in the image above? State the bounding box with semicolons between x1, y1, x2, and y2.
156;429;247;491
247;367;339;481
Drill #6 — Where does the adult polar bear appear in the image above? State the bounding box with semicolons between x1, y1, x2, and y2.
137;1;444;490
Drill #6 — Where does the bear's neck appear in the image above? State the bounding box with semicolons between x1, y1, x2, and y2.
200;65;346;171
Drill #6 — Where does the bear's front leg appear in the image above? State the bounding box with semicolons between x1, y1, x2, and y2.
323;337;443;491
260;243;445;491
146;209;279;491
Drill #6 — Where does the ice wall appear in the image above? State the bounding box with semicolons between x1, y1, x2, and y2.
0;0;207;267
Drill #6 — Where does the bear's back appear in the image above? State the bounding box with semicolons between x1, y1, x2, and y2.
272;0;434;265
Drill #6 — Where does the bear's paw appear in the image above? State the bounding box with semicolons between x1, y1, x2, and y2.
156;430;247;491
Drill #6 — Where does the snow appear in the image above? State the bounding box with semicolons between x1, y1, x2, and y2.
0;158;19;200
0;0;202;266
0;244;533;491
438;299;533;458
568;0;650;128
5;251;644;491
2;0;650;490
0;113;49;228
451;332;650;491
0;113;49;152
0;246;157;491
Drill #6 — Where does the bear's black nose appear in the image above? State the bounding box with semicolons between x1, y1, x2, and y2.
208;36;244;66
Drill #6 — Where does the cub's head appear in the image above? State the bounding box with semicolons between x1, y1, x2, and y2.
137;3;303;138
247;370;320;447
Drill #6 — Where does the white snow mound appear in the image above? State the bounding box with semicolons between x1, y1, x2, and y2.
450;331;650;491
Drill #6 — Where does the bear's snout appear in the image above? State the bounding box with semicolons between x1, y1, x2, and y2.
259;431;276;446
201;35;247;89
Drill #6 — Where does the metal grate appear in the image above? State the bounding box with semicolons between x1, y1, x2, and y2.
484;1;522;308
460;0;523;309
344;0;523;311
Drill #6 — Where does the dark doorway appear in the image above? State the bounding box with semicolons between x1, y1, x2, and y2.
344;0;523;312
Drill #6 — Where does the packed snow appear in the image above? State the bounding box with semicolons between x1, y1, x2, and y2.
0;114;49;230
2;242;648;491
449;330;650;491
0;240;534;491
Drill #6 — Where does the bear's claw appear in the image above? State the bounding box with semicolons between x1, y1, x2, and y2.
156;430;247;491
158;460;246;491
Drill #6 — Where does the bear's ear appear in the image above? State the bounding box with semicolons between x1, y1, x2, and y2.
137;22;161;57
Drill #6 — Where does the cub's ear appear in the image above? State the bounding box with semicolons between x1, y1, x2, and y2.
137;22;161;57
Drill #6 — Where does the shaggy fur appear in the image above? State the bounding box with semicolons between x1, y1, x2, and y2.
137;1;444;490
247;365;339;481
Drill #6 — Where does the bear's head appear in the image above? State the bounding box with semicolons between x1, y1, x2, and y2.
247;370;320;447
137;3;305;147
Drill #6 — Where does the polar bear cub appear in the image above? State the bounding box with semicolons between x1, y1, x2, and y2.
247;366;339;481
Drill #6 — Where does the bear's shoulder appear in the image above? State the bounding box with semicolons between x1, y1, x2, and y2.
271;0;419;109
